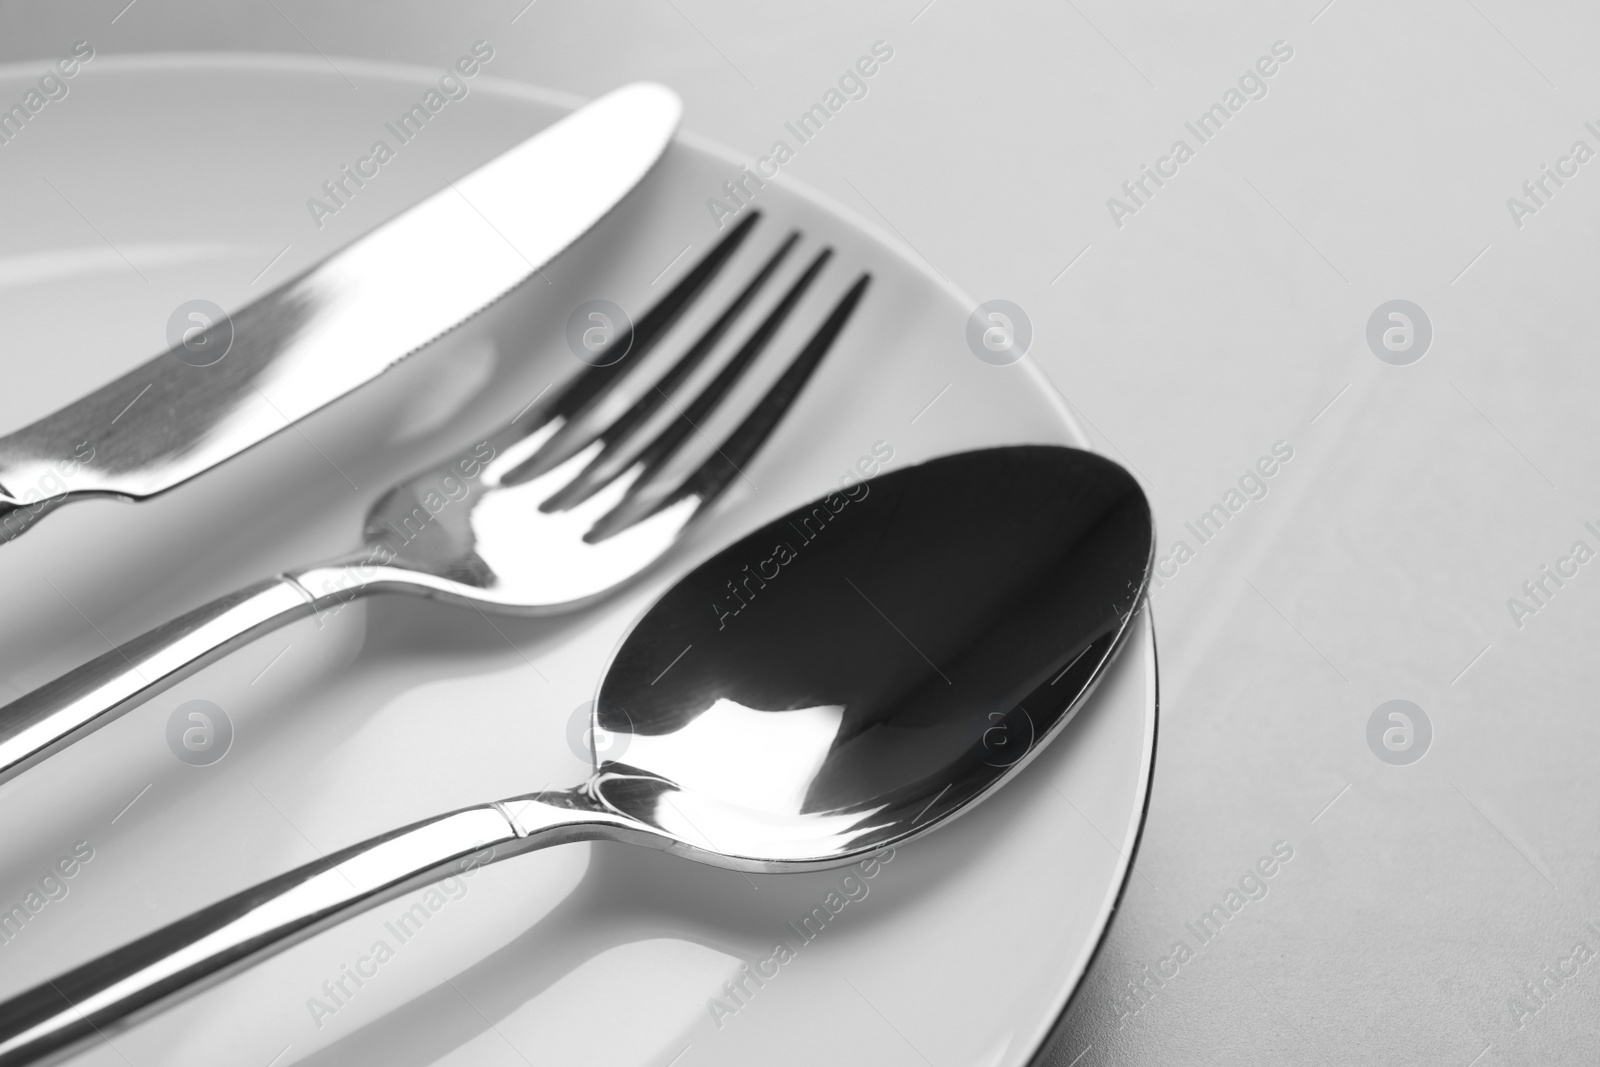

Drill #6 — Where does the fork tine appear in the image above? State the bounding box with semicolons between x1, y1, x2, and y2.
539;230;802;513
560;246;831;533
585;270;871;543
564;246;831;515
501;210;762;483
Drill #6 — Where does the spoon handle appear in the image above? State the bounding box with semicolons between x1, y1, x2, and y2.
0;794;620;1066
0;576;319;787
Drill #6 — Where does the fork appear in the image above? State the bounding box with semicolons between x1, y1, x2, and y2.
0;211;871;785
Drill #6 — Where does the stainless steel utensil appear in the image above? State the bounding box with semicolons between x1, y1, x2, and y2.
0;444;1153;1066
0;211;872;785
0;82;681;543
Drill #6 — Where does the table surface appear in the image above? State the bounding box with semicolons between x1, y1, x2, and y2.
5;3;1600;1063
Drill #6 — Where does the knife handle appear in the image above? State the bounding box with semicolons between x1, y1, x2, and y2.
0;576;319;786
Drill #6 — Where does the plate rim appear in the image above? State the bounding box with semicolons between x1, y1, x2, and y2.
1025;611;1159;1066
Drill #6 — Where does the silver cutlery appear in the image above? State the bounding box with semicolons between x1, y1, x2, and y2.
0;211;872;785
0;443;1153;1065
0;82;680;543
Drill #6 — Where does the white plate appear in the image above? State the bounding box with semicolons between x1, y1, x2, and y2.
0;54;1155;1067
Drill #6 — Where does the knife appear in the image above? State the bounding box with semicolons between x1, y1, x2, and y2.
0;82;682;542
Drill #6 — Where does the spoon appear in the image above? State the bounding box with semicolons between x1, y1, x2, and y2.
0;444;1152;1065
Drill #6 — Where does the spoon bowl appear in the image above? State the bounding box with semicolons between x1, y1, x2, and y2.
589;443;1153;866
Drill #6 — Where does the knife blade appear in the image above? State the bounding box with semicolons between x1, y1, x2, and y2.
0;81;682;542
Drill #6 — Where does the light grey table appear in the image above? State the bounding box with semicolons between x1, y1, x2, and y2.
6;2;1599;1063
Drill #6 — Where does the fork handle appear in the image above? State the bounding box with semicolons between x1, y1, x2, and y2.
0;576;321;787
